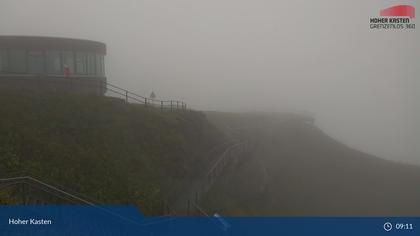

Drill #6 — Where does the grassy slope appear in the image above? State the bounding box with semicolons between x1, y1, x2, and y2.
202;113;420;216
0;91;223;215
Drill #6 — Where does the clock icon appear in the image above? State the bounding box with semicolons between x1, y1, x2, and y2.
384;222;393;232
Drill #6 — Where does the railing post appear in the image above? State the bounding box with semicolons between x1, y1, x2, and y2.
125;90;128;103
170;101;173;112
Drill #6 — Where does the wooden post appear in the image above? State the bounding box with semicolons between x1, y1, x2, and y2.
144;98;147;107
125;91;128;103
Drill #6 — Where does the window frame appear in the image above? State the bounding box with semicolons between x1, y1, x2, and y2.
62;51;75;74
9;49;27;73
27;50;45;74
96;54;105;77
46;50;63;75
0;49;9;73
87;52;96;76
75;52;88;75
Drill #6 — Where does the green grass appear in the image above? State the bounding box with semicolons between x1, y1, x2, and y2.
0;90;223;215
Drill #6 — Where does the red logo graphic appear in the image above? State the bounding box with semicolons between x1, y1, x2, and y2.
380;5;415;18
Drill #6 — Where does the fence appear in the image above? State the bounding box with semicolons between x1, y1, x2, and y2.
165;140;254;216
0;173;95;205
104;80;187;110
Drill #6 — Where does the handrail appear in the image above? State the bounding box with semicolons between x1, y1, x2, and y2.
69;76;187;109
206;142;242;177
106;81;174;103
0;175;176;226
0;176;94;205
168;140;251;216
99;78;187;109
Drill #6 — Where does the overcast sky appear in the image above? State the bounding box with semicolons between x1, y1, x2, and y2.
1;0;419;165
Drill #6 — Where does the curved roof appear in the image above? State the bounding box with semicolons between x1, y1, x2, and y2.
0;36;106;54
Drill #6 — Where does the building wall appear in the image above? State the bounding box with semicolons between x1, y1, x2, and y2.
0;49;105;77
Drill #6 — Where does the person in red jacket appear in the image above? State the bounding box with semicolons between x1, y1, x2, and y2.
63;64;70;78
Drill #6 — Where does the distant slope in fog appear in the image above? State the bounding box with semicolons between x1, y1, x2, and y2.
202;112;420;216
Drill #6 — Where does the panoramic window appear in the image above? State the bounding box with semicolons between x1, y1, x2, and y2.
87;53;96;75
9;49;26;73
46;51;61;74
27;50;45;74
96;54;104;76
62;51;75;74
75;52;87;75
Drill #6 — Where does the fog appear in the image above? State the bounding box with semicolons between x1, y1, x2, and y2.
1;0;419;165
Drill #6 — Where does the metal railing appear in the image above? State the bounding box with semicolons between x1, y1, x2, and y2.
0;173;176;227
104;80;187;110
167;140;254;216
0;174;95;205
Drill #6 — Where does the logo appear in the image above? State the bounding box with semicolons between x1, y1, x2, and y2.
370;5;415;30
